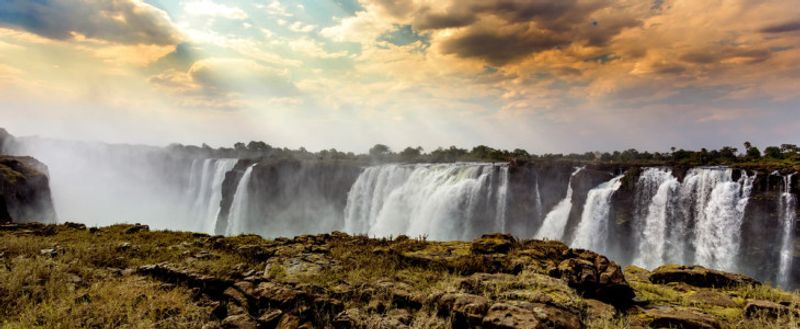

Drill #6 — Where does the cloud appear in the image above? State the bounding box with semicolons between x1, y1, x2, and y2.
288;21;316;33
183;0;248;20
150;58;300;110
760;21;800;33
0;0;181;45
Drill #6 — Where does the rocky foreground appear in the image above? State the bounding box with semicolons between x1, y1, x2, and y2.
1;223;798;328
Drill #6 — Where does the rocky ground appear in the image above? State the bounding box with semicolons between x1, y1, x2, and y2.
1;223;798;328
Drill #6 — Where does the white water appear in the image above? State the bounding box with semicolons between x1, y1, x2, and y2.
693;169;755;272
778;173;797;288
633;168;679;268
184;159;238;234
343;163;510;240
226;164;257;236
534;167;583;241
571;175;624;253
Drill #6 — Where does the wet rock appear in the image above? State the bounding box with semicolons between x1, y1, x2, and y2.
744;300;791;319
221;314;258;329
124;224;149;234
649;265;760;288
0;155;57;223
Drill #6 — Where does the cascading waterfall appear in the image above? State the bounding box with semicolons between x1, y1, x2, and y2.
693;169;755;272
571;175;624;253
184;159;238;234
629;168;756;272
778;173;797;288
534;167;583;240
226;164;257;236
632;168;679;269
343;163;509;240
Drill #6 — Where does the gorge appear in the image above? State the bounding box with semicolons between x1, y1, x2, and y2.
3;133;799;291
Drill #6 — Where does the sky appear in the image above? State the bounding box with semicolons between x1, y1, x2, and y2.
0;0;798;153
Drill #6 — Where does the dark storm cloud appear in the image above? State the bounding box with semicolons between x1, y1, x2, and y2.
380;0;643;65
760;21;800;34
0;0;180;45
440;27;569;66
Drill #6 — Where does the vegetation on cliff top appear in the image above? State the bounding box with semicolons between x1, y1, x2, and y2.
1;223;799;328
166;139;800;170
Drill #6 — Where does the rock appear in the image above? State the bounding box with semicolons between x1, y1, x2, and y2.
744;300;791;319
136;263;233;297
375;280;423;309
482;302;582;329
429;292;488;327
687;291;737;308
549;249;635;306
472;234;516;254
649;265;760;288
0;155;57;223
584;299;616;320
124;224;149;234
638;308;722;329
252;282;308;309
64;222;86;230
221;314;258;329
332;308;411;329
275;314;300;329
257;309;282;328
40;248;58;257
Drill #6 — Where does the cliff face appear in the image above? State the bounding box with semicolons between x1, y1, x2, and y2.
215;158;362;236
0;156;57;223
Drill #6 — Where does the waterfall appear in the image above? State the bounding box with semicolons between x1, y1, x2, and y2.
632;168;679;268
692;169;755;272
534;167;583;241
778;173;797;288
494;166;510;233
571;175;624;253
343;163;510;240
226;164;257;236
183;159;237;234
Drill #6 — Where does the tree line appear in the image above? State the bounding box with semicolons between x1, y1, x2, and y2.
166;141;800;166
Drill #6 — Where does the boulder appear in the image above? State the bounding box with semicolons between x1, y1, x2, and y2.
136;263;233;297
649;265;760;288
744;300;791;319
0;156;57;223
549;249;635;306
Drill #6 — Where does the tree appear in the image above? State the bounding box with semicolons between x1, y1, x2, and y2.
234;142;247;152
399;146;423;162
764;146;783;159
369;144;391;157
746;146;761;160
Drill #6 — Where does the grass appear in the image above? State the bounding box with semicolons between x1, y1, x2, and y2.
3;224;800;328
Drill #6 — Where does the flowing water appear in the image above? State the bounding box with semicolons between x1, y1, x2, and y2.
778;173;797;287
185;159;238;234
534;167;583;241
226;163;257;236
343;163;509;240
571;175;624;254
